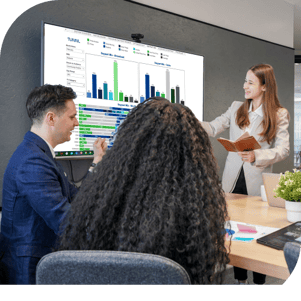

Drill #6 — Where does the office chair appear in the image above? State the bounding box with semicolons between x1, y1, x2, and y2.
36;250;191;284
284;242;301;274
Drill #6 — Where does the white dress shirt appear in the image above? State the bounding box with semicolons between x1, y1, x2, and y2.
244;101;263;134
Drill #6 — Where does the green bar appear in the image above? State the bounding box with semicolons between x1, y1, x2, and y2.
161;93;165;98
119;92;124;101
171;89;175;103
79;131;92;134
114;61;118;101
79;104;86;107
79;114;91;118
80;124;115;129
125;96;128;102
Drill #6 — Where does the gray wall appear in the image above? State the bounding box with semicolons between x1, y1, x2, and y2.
0;0;294;206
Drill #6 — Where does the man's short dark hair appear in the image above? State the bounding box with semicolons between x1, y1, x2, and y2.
26;84;77;124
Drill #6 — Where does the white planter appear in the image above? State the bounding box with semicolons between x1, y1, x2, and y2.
285;200;301;223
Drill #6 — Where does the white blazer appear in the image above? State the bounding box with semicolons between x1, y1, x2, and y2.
201;101;290;196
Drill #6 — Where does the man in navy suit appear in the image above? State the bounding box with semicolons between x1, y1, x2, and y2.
0;85;107;284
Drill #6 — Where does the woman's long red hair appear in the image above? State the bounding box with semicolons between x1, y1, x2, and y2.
236;64;285;144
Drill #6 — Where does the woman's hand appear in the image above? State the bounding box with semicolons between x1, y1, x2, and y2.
237;151;255;163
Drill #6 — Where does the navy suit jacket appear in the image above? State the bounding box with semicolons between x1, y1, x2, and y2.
0;131;78;284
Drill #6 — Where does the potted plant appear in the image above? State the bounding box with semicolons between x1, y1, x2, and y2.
274;169;301;223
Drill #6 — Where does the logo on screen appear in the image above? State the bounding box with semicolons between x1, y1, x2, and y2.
67;37;80;43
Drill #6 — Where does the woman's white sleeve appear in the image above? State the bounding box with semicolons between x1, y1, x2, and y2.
201;103;233;137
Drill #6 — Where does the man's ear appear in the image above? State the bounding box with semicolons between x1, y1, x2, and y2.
44;111;56;126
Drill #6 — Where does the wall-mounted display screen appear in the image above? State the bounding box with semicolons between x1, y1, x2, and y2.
42;22;204;159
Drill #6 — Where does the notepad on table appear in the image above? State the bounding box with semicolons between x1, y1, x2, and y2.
225;221;279;243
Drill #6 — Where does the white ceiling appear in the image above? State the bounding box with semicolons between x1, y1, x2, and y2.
284;0;301;5
281;0;301;52
134;0;301;52
135;0;295;48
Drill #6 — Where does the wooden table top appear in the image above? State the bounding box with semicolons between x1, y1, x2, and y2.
225;193;291;280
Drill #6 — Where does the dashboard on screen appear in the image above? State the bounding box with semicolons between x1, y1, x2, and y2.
42;22;204;159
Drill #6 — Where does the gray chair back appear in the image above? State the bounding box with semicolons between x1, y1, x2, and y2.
36;250;191;284
284;242;301;274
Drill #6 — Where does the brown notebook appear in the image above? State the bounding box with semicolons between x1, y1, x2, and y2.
217;132;261;152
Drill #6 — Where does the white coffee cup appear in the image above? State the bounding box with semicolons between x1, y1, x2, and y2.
261;185;267;202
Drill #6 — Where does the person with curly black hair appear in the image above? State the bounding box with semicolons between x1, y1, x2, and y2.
57;97;230;284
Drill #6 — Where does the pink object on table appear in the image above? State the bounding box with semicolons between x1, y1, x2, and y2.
237;224;257;233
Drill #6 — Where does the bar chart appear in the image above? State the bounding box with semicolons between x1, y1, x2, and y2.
86;54;139;103
139;63;185;104
44;23;203;158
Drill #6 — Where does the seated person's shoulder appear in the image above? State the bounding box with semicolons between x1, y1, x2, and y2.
7;138;55;177
12;138;50;163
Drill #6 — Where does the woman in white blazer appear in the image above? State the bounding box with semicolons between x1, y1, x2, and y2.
201;64;290;284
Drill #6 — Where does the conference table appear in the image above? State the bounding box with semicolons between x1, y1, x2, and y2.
226;193;291;280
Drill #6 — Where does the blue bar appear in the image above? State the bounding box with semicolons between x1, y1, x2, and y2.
79;134;112;139
92;74;97;98
106;113;127;117
87;92;92;98
98;89;102;99
80;108;128;117
140;96;145;103
103;82;108;99
110;107;131;111
80;108;106;113
109;91;113;100
145;73;150;99
156;91;160;97
151;85;155;97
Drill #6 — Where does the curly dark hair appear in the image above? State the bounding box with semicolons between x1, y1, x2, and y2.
57;97;230;284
